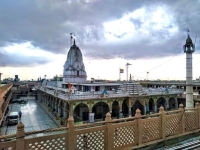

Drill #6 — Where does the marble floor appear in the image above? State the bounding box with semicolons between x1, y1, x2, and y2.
0;98;59;136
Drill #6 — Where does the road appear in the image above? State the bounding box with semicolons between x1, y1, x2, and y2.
0;98;59;135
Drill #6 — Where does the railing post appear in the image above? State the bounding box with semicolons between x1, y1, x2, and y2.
159;106;165;139
67;116;75;150
179;104;185;134
16;122;25;150
105;112;113;150
135;109;142;145
195;102;200;128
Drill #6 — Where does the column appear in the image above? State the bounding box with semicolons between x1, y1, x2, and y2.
154;105;157;113
58;106;61;117
128;106;132;117
146;104;149;113
143;105;146;115
69;104;74;117
175;103;178;109
165;101;169;110
16;122;25;150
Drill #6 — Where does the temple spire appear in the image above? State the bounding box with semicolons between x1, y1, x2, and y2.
73;39;76;45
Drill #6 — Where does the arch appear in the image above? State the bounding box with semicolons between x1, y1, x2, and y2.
168;97;176;110
92;102;109;120
122;99;128;117
74;103;89;121
157;97;166;110
112;101;119;118
131;100;144;116
148;98;154;113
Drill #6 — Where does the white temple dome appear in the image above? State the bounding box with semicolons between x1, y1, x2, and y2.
63;39;87;83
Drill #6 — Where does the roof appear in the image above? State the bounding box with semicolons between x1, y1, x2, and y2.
62;82;122;86
9;112;18;116
186;35;193;44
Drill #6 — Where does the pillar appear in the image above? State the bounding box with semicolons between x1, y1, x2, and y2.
16;122;25;150
105;112;113;150
179;104;185;133
69;103;74;117
67;117;75;149
159;106;165;139
146;104;149;113
175;98;178;109
165;101;169;110
128;106;132;117
154;105;157;113
58;106;61;117
135;109;142;145
143;105;146;115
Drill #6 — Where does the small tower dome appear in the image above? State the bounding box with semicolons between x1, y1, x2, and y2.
183;33;195;53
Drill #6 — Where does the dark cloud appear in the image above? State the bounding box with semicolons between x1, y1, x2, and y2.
0;0;199;66
0;50;50;67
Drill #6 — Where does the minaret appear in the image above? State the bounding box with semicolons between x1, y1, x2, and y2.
183;31;195;108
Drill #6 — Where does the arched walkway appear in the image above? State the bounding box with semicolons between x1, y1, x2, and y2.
148;98;154;113
168;97;176;110
132;101;144;116
92;102;109;120
122;100;128;117
157;97;166;111
112;101;119;118
74;103;89;121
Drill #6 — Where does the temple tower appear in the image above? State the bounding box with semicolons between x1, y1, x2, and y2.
63;39;87;83
183;32;195;108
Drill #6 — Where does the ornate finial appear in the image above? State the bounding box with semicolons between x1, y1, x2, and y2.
179;103;184;108
17;122;25;130
105;112;112;122
135;108;141;118
67;116;74;127
73;39;76;45
159;106;164;112
195;102;199;108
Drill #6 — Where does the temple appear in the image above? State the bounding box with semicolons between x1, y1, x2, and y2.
63;39;87;83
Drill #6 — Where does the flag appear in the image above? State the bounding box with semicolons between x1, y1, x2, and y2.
68;83;72;93
120;69;124;73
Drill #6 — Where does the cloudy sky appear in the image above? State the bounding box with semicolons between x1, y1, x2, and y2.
0;0;200;81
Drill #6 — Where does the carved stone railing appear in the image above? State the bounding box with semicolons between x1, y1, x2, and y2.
0;103;200;150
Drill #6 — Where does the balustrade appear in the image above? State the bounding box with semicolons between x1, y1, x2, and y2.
0;103;200;150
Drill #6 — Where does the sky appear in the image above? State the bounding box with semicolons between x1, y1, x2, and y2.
0;0;200;81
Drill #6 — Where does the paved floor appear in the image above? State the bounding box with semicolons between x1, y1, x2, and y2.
0;98;59;135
